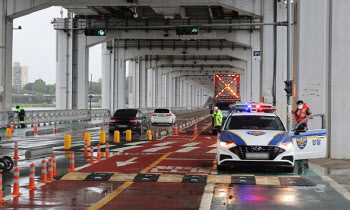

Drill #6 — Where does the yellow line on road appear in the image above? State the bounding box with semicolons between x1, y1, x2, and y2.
140;152;173;174
190;135;198;141
201;123;212;132
88;181;133;210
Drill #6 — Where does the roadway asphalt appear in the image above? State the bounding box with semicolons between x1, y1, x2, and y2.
0;110;349;209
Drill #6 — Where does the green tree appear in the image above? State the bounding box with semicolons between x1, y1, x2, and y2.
89;82;102;94
35;93;46;103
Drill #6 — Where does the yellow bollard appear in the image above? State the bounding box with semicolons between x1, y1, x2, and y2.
6;128;11;138
99;130;106;145
84;132;91;146
126;130;132;141
64;134;71;150
146;130;152;140
114;130;120;143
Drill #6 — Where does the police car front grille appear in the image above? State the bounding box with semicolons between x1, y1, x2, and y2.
229;146;285;160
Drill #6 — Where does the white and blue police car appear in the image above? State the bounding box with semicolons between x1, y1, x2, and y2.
217;103;327;172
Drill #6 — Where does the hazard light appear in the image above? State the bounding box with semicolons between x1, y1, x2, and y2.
235;103;276;113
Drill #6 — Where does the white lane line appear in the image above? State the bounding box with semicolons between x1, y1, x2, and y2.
181;142;200;147
124;141;148;146
208;144;217;148
174;147;200;153
142;146;171;152
110;145;142;152
199;183;215;210
75;163;91;171
153;142;176;146
53;143;84;150
310;163;350;201
207;149;217;154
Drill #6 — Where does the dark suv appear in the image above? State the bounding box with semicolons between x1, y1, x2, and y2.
109;109;149;134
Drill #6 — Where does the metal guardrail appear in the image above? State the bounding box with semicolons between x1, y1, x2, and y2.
0;109;110;128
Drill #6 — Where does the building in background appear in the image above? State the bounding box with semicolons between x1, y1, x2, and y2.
12;62;29;90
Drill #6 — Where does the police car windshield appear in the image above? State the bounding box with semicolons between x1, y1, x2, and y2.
225;116;285;131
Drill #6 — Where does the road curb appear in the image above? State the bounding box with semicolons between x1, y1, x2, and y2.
25;147;54;159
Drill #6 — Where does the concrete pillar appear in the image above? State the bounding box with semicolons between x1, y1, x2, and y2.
135;58;140;108
56;29;73;110
161;73;166;107
72;32;89;109
101;42;112;109
139;59;147;108
166;73;174;107
0;2;13;111
146;68;153;107
112;40;126;111
128;59;136;108
155;67;162;107
251;30;261;102
261;0;287;122
294;0;327;130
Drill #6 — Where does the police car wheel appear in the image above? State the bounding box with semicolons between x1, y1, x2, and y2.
2;156;13;172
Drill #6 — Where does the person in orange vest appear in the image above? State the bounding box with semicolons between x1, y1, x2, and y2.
292;100;312;131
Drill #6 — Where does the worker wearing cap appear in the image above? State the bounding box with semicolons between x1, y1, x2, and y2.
16;105;26;128
212;106;223;134
292;100;312;131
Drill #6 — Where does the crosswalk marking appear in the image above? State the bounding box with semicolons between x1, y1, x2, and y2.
181;142;200;147
153;142;176;146
110;145;143;152
206;149;217;153
174;147;200;153
142;146;171;152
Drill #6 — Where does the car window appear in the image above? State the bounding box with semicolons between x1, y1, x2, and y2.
225;116;285;131
136;112;142;118
154;109;170;113
113;109;137;118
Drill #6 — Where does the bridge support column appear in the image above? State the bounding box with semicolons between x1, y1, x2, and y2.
0;1;13;111
112;41;126;111
128;59;138;108
155;67;162;108
102;42;112;110
139;59;147;108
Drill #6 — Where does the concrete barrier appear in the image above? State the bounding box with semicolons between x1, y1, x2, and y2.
25;147;54;159
86;124;95;128
37;129;54;135
25;131;34;136
56;127;71;132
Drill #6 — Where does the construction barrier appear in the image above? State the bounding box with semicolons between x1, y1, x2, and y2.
40;159;48;183
26;163;37;190
114;130;120;143
100;130;106;145
64;134;71;150
68;152;75;172
6;128;11;138
147;130;152;140
84;132;91;146
11;167;22;196
126;130;132;141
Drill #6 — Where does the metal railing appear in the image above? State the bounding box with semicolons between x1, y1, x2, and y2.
0;109;110;128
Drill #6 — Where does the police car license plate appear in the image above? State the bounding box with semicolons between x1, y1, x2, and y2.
117;125;128;128
246;153;269;160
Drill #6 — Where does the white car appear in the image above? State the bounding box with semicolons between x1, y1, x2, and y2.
151;108;176;126
217;103;327;172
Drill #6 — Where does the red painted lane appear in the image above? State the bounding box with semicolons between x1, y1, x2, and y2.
148;153;216;174
79;154;163;173
0;181;124;209
100;182;206;210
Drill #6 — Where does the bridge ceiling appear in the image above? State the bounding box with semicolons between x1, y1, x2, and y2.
64;5;251;20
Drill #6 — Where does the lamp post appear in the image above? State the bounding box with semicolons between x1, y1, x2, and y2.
89;95;93;120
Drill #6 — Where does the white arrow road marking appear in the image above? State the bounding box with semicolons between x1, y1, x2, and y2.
110;145;142;152
181;142;200;147
153;142;176;146
208;144;217;147
116;157;138;167
142;146;171;152
175;147;200;153
205;137;212;139
206;149;217;153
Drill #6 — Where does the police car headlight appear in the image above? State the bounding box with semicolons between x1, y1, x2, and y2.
279;142;293;150
219;141;236;148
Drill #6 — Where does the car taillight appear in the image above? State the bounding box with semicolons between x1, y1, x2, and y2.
109;119;117;123
151;114;157;116
166;113;172;116
129;119;138;123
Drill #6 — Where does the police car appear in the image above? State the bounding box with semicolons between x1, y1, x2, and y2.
217;103;327;172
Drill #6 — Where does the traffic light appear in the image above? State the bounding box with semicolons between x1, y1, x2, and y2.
84;29;106;36
176;26;199;35
284;80;293;97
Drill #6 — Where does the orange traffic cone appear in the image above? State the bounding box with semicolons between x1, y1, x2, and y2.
13;142;20;160
40;159;48;184
33;121;38;133
174;124;179;135
106;142;110;158
0;174;5;202
54;124;57;134
89;146;94;164
83;140;88;156
193;124;198;136
11;121;14;133
84;123;87;129
11;167;22;196
52;154;57;176
96;144;101;161
68;152;75;172
27;163;37;190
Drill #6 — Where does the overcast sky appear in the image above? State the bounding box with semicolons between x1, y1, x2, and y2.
13;7;102;85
